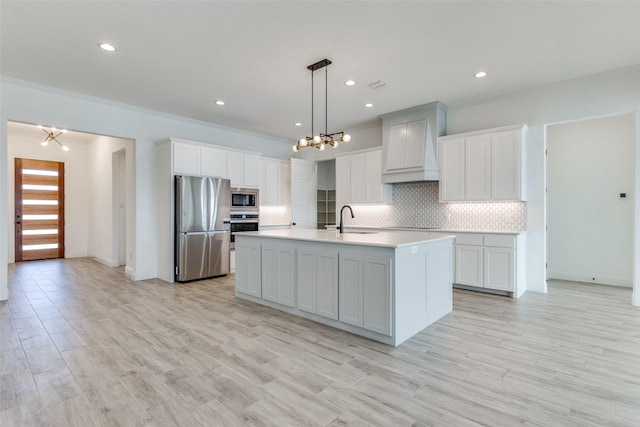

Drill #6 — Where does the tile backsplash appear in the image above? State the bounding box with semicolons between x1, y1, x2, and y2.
259;206;291;226
344;181;527;231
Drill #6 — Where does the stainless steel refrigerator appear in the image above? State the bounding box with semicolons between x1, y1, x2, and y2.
175;175;231;282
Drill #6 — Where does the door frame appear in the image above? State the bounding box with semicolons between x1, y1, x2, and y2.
14;158;65;261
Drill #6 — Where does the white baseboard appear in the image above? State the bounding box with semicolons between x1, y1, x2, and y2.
92;256;119;268
547;271;633;288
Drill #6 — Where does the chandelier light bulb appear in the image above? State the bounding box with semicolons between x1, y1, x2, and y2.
41;140;48;147
292;145;300;152
314;135;321;143
299;138;308;147
318;143;326;151
62;145;70;152
330;140;339;148
342;134;351;142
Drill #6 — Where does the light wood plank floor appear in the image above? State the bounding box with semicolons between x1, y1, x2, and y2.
2;258;639;426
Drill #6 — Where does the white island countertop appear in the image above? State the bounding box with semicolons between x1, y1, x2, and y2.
237;229;454;249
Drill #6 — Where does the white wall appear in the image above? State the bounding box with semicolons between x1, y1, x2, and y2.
547;114;634;287
7;131;92;262
446;66;640;303
0;78;293;300
86;135;134;268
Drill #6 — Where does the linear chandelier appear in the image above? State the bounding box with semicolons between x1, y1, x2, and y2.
293;58;351;152
39;125;69;151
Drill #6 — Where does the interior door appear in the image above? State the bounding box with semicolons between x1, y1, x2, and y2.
14;158;65;261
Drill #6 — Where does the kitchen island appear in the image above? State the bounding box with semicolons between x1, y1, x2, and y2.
235;229;454;346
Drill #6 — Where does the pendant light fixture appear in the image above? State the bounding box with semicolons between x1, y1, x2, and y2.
293;59;351;152
39;125;69;151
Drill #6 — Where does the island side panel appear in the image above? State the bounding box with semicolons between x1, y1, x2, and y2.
425;238;454;323
394;237;453;345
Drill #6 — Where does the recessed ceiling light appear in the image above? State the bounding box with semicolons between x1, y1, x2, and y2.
364;103;374;108
345;80;356;86
215;100;225;106
98;43;116;52
474;71;487;78
294;122;302;127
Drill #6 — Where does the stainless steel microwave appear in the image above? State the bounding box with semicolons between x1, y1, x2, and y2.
230;188;259;211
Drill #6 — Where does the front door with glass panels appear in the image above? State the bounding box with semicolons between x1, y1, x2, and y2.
14;158;65;261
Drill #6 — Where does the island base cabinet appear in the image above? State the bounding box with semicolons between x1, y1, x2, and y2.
339;253;392;336
338;253;364;328
363;256;392;336
261;242;295;308
317;251;339;320
235;241;261;298
297;246;338;320
235;234;454;346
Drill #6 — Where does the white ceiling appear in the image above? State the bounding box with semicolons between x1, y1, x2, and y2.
2;1;639;144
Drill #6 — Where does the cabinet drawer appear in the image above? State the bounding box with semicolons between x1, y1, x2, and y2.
455;233;483;246
484;234;516;248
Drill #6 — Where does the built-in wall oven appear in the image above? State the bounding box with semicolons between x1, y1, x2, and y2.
229;212;259;249
229;187;259;249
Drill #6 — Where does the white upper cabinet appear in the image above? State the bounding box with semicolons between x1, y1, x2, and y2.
335;156;351;203
173;142;201;175
228;152;260;188
336;149;391;205
439;124;527;202
439;137;465;201
200;146;227;178
491;129;523;200
465;134;491;200
381;101;447;183
259;157;290;206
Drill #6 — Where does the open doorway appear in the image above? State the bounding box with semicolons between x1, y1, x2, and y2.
546;113;634;287
7;121;133;271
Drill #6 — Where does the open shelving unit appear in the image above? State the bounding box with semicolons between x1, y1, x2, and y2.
317;189;336;229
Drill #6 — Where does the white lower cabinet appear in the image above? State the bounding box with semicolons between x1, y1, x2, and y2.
453;232;525;297
234;241;261;298
339;252;364;328
338;252;392;336
484;246;515;292
363;255;392;336
297;245;338;320
455;245;483;287
261;241;295;307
